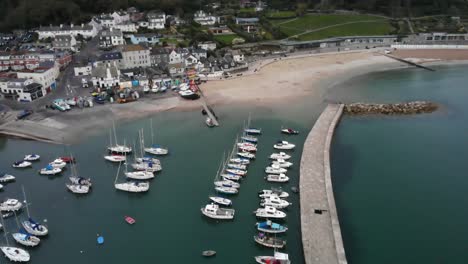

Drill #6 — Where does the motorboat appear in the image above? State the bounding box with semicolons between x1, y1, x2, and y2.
12;161;32;168
0;173;15;183
209;196;232;206
206;117;215;127
24;154;40;161
241;135;258;143
229;158;250;165
265;174;289;183
260;196;291;209
200;203;235;220
254;233;286;249
144;145;169;156
124;216;136;225
214;180;240;189
273;141;295;150
215;186;238;194
254;206;287;219
265;165;287;174
225;169;247;176
104;155;126;163
258;189;289;199
220;173;242;181
49;159;66;169
237;142;257;148
237;152;255;159
115;181;150;193
0;246;30;262
39;165;62;175
255;252;290;264
281;127;299;135
269;152;291;160
135;157;160;164
272;159;293;168
131;162;161;173
108;145;132;154
244;128;262;135
238;145;257;152
202;250;216;257
227;163;247;170
179;90;200;100
12;231;40;247
59;156;76;163
125;171;154;180
66;184;90;194
22;219;48;237
256;220;288;234
69;177;92;187
0;199;22;211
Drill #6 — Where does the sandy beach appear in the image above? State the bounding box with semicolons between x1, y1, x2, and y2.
1;48;467;144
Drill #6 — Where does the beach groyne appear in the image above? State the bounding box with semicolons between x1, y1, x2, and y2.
300;104;347;264
344;101;438;115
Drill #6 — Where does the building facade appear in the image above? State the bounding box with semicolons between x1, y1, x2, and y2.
99;29;124;49
147;11;166;29
120;45;151;69
36;24;97;39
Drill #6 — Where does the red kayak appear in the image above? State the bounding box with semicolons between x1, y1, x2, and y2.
59;156;76;163
124;216;135;225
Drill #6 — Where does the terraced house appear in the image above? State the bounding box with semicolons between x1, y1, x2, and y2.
120;45;150;69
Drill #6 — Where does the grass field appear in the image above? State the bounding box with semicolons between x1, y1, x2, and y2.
214;34;241;45
276;14;391;38
266;10;296;18
296;21;394;41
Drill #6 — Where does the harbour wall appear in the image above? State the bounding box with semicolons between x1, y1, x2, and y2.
344;101;437;115
300;104;347;264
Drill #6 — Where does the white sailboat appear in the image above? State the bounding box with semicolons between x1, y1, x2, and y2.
23;154;40;162
104;154;126;163
0;216;30;262
131;131;162;173
107;122;132;154
21;187;48;236
12;213;40;247
114;161;150;193
124;154;154;180
144;119;169;155
49;159;66;169
66;157;91;194
12;161;32;168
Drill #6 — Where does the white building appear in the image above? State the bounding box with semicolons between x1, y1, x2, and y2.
74;63;92;76
91;64;121;88
120;45;151;69
52;35;77;51
36;24;98;39
112;11;130;24
230;50;244;62
16;64;59;92
99;15;115;28
169;49;183;64
147;11;166;30
193;10;218;26
99;28;125;49
0;78;45;102
198;41;217;51
113;21;138;33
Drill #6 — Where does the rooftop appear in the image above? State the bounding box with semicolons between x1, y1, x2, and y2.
97;52;123;61
37;24;93;32
121;44;147;52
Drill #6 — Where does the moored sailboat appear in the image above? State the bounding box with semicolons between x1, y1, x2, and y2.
0;216;30;262
21;187;48;236
114;162;149;193
143;119;169;155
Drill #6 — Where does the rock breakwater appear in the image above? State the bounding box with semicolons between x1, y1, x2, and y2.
344;101;438;115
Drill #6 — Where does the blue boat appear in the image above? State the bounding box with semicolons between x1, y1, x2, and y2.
241;135;258;143
256;220;288;234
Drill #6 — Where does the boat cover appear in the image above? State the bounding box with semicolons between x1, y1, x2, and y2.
28;218;41;230
46;165;53;170
19;228;31;239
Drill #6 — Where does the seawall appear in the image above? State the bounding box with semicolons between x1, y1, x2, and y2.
300;104;347;264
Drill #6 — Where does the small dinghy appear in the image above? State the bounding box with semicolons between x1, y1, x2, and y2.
201;203;235;220
104;155;126;163
254;232;286;249
202;250;216;257
0;199;22;212
229;158;250;165
206;117;215;127
256;220;288;234
209;196;232;206
237;152;255;159
24;154;40;161
281;127;299;135
12;230;41;247
0;173;15;183
265;173;289;183
2;212;13;219
124;216;135;225
269;152;291;160
273;141;295;150
97;235;104;245
39;165;62;175
12;161;32;168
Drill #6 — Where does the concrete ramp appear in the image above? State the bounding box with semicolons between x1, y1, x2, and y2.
300;104;347;264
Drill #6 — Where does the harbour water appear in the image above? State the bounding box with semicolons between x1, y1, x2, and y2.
0;63;467;263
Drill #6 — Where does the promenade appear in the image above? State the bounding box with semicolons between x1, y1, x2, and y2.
300;104;347;264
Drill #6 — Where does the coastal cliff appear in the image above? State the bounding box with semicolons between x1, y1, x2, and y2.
344;101;438;115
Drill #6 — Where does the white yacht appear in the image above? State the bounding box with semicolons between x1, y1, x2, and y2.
214;180;240;189
271;159;293;168
254;206;287;219
104;155;126;163
265;174;289;183
0;173;15;183
258;189;289;199
227;163;247;170
237;152;255;159
66;184;89;194
12;232;40;247
49;159;66;169
0;246;30;262
225;169;247;176
24;154;40;162
221;173;242;181
131;162;161;172
12;161;32;168
269;152;291;160
125;171;154;180
135;157;160;164
273;141;295;150
0;199;22;212
115;181;150;193
260;196;291;209
209;196;232;206
39;166;62;175
214;186;238;194
144;145;169;155
108;145;132;154
201;203;235;220
265;165;287;174
229;158;250;165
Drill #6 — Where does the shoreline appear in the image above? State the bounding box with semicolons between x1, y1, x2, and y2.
1;49;467;144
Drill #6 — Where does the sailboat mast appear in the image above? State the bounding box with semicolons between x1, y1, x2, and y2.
113;120;118;146
150;118;154;146
0;214;9;246
114;160;121;185
140;129;145;157
21;185;31;218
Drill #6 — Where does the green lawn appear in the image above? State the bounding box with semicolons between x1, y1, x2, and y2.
296;21;394;41
214;34;241;45
239;8;256;13
277;14;388;37
266;10;296;18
